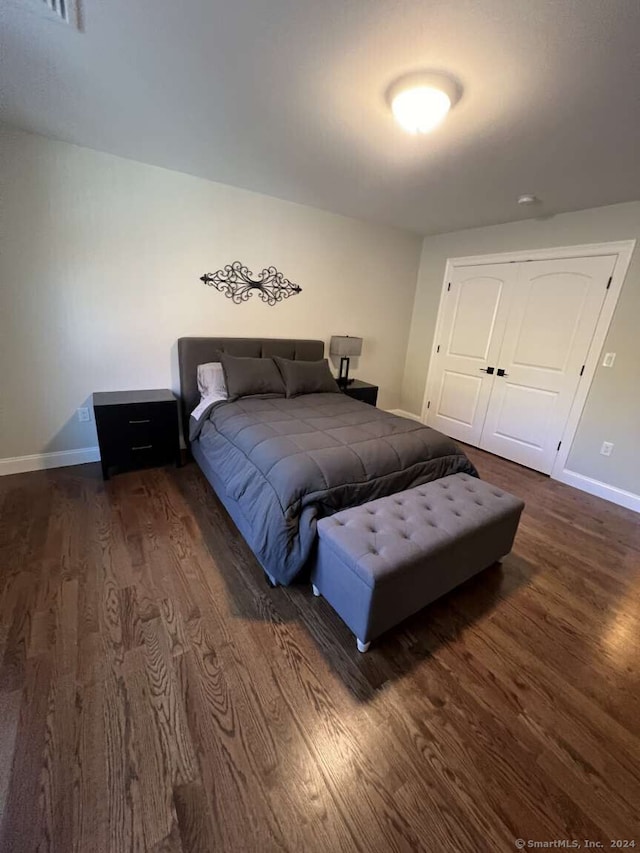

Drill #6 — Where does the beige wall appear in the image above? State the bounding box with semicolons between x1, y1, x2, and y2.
0;126;422;461
2;124;638;497
401;201;640;495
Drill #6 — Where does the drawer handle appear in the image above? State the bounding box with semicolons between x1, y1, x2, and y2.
129;419;151;424
131;444;153;451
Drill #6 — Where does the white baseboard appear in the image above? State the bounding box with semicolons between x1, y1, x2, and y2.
0;447;101;476
386;408;423;423
555;468;640;513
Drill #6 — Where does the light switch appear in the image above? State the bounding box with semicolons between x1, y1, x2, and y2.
602;352;616;368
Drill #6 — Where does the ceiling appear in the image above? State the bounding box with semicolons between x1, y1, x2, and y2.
1;0;639;235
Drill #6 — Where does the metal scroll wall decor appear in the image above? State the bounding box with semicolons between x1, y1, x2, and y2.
200;262;302;306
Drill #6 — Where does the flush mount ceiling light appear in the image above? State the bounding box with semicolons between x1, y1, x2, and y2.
517;194;540;206
387;72;461;134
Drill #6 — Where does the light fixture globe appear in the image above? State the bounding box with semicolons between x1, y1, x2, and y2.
387;72;461;134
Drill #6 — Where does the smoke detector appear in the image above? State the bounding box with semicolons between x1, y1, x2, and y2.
16;0;80;27
43;0;79;26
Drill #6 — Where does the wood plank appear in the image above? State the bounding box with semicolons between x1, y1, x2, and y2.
0;654;53;853
0;573;36;692
0;689;22;827
172;783;216;853
122;648;175;848
37;672;77;852
139;618;199;787
159;597;188;658
73;674;109;852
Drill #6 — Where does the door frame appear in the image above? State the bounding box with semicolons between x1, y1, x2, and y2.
421;240;636;482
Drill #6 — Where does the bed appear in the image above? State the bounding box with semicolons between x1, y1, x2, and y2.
178;337;478;586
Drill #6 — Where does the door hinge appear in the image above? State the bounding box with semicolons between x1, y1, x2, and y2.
606;276;612;290
427;401;431;409
557;441;562;451
447;282;451;292
579;365;585;376
436;345;440;353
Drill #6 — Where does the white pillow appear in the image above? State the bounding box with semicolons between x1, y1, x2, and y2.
191;390;227;422
197;362;227;397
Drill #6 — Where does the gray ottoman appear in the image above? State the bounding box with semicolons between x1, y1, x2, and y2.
311;472;524;652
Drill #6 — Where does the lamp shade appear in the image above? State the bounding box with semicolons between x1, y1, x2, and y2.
330;335;363;357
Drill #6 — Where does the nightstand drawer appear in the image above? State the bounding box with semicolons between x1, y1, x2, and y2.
118;442;174;470
96;401;175;430
107;427;176;458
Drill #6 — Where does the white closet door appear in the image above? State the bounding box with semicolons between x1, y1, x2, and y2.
479;255;616;473
426;264;516;444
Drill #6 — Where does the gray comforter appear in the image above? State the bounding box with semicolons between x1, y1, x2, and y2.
194;393;477;585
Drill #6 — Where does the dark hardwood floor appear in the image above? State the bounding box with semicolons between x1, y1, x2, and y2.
0;447;639;852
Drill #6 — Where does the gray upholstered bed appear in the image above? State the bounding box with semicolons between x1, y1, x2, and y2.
178;337;477;585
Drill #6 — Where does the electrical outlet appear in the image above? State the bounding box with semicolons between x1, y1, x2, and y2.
77;407;91;423
602;352;616;368
600;441;614;457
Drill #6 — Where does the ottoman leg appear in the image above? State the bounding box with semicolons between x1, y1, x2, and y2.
356;639;370;654
312;584;321;597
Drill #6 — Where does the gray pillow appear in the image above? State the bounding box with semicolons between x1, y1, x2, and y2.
274;357;340;397
220;354;285;399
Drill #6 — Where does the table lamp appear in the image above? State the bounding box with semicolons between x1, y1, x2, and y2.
330;335;363;387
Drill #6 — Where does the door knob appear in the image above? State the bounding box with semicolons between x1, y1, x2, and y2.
497;368;509;377
480;367;495;374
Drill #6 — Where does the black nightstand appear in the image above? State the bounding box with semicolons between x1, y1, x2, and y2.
341;380;378;407
93;389;181;480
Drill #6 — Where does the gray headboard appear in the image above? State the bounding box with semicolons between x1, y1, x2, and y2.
177;336;324;439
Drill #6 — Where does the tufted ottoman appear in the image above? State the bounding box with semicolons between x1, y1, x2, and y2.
311;472;524;652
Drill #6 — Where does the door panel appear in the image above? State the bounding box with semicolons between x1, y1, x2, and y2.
512;273;593;371
449;277;503;360
479;255;616;473
427;264;516;445
489;383;558;448
437;371;484;427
